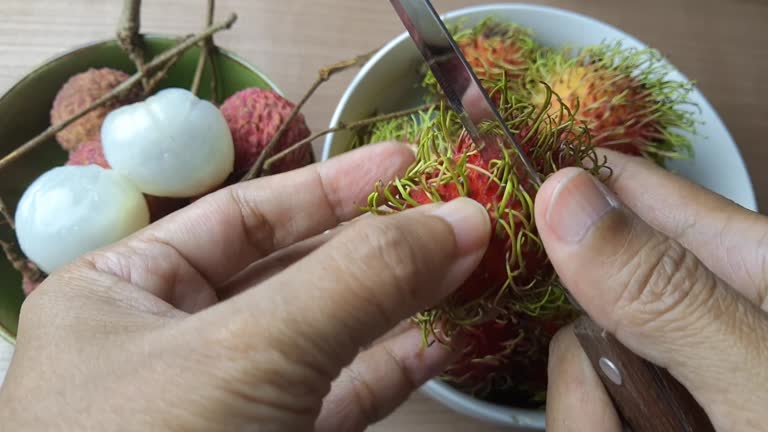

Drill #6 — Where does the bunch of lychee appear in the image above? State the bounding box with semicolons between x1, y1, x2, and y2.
16;68;312;293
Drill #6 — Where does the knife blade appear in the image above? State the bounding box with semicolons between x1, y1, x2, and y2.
389;2;716;431
388;0;542;187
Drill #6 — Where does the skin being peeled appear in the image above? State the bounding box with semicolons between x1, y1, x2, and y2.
359;19;695;406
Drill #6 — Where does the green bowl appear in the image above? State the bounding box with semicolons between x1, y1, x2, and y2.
0;35;281;343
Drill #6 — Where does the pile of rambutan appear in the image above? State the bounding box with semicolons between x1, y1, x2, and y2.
359;18;696;406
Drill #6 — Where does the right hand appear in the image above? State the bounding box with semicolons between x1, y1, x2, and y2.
537;150;768;432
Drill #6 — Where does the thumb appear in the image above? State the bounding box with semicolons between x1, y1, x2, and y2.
535;168;768;430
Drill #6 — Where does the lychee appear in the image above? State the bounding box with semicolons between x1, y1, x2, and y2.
15;165;150;274
66;139;189;222
219;88;313;177
51;68;141;151
102;88;234;198
66;139;109;168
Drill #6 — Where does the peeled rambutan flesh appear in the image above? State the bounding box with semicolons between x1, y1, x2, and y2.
220;88;313;177
65;139;188;222
51;68;141;151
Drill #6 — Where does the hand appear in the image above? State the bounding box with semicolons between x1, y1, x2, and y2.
538;150;768;432
0;142;491;432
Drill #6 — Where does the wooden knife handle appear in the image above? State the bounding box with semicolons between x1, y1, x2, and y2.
573;316;716;432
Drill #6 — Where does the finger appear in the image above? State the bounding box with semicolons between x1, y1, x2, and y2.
546;325;622;432
535;168;768;429
199;198;490;397
218;230;338;299
218;215;373;299
601;149;768;308
315;326;459;432
85;142;414;306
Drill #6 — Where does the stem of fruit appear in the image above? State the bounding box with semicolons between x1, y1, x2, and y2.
240;48;381;182
0;198;45;284
145;35;192;94
263;103;435;173
0;13;238;173
117;0;148;91
190;0;218;102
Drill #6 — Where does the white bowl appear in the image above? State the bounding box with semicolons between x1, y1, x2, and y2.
323;3;757;430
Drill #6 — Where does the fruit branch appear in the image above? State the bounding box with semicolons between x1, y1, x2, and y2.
240;48;380;181
190;0;218;101
117;0;148;90
263;103;435;173
0;198;44;283
0;13;238;173
146;35;193;94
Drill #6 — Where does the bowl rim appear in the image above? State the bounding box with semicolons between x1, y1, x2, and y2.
321;2;757;428
0;33;284;104
0;34;282;345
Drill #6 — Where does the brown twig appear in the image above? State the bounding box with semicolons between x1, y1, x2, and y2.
262;103;435;174
0;197;13;230
146;35;193;95
117;0;147;90
240;48;380;182
0;198;45;283
0;13;238;173
190;0;217;98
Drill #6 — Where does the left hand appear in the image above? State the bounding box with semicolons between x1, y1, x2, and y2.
0;142;491;432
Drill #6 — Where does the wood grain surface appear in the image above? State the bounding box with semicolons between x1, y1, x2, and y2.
1;1;766;431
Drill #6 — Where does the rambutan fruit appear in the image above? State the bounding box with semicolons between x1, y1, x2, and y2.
51;68;141;151
66;139;188;222
219;88;313;177
528;43;696;164
424;19;537;95
443;310;575;406
365;89;608;403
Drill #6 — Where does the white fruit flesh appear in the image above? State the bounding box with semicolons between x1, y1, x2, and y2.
102;88;235;198
15;165;150;274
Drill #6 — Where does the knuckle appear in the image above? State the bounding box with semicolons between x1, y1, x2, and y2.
341;364;382;425
226;188;276;258
356;218;426;297
616;235;717;329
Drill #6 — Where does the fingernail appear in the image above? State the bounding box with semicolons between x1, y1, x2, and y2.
547;170;621;243
431;198;491;254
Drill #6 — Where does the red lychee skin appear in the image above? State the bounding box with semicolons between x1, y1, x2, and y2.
219;88;312;177
51;68;141;151
22;276;41;296
65;140;188;221
66;140;109;168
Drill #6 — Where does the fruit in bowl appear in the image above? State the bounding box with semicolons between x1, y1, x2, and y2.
0;6;316;343
324;4;756;430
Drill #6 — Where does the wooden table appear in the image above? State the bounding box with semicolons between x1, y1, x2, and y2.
1;1;766;430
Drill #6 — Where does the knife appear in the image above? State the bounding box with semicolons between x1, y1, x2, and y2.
389;1;715;431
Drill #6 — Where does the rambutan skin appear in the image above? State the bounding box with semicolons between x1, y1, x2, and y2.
529;45;696;164
51;68;141;151
219;88;313;177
